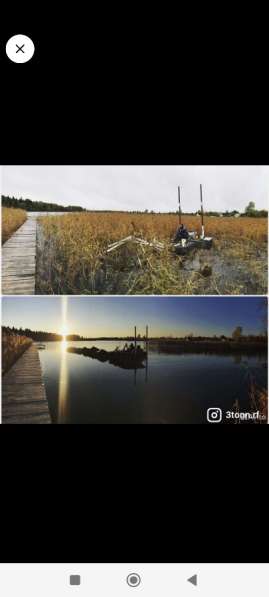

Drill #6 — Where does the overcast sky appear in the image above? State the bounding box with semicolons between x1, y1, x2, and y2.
2;165;268;212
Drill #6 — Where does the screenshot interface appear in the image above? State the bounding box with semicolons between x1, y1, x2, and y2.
0;564;269;596
0;28;268;593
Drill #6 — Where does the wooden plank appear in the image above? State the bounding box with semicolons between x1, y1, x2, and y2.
2;217;37;295
107;235;165;254
2;345;51;424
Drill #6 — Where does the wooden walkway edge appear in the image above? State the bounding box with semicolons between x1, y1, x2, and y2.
2;216;37;295
2;344;51;424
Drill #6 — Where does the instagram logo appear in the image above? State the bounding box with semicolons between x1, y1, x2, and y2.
207;408;222;423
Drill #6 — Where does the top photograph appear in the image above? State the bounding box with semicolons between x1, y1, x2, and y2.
1;165;268;296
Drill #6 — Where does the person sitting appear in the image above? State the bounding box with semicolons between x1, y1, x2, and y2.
174;224;189;242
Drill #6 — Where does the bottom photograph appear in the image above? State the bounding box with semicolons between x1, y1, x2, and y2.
1;296;268;424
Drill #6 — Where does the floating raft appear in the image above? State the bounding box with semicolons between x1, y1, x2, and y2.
106;234;213;257
68;346;147;369
2;344;51;424
174;237;213;255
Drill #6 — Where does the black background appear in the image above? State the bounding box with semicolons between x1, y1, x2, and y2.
0;18;267;564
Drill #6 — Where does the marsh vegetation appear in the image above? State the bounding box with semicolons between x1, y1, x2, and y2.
2;331;32;374
36;212;267;295
2;207;27;244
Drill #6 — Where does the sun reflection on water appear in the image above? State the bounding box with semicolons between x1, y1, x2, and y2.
58;297;69;423
61;337;68;351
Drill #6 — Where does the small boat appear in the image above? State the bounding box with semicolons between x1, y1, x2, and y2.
36;343;46;350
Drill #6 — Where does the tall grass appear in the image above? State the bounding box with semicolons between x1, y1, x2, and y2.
41;212;267;243
2;331;32;375
37;213;267;295
2;207;27;244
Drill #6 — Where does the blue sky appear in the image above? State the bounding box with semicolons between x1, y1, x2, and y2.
2;165;268;212
2;297;266;337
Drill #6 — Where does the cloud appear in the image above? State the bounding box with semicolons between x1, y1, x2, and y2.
2;165;268;212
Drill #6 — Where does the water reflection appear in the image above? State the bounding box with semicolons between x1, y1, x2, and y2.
234;354;242;365
61;338;68;352
38;340;267;424
58;339;69;423
58;296;69;423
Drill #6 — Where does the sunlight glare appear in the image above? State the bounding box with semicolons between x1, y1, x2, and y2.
58;296;69;421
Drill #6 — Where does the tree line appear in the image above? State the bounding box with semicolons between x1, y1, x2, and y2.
2;326;266;343
2;327;83;341
2;196;267;216
2;326;146;342
1;195;86;212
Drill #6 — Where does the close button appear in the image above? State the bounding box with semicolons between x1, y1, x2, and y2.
6;35;35;63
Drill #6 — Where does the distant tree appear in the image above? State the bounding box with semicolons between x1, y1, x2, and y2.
232;326;243;341
245;201;255;215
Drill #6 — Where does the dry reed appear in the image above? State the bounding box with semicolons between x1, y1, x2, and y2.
2;207;27;244
2;332;32;375
37;213;267;295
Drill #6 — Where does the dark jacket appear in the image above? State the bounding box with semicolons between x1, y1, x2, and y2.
174;225;189;242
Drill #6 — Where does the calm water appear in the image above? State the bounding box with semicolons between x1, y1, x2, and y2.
38;341;267;424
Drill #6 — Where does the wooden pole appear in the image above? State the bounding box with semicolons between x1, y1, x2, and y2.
200;184;205;238
178;186;182;225
134;326;137;351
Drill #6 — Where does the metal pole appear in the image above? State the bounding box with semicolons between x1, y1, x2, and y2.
145;325;148;383
200;184;205;239
178;186;182;225
146;325;149;357
134;325;137;385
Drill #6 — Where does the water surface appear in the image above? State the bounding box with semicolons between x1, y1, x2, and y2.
38;341;267;424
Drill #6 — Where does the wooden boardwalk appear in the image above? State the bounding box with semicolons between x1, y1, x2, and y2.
2;216;37;295
2;344;51;424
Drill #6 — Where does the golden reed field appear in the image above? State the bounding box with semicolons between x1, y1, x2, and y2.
40;212;267;243
2;207;27;244
2;332;32;375
37;212;267;295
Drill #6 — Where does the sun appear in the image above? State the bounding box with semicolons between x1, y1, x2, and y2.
60;296;69;349
61;325;68;344
61;332;68;353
